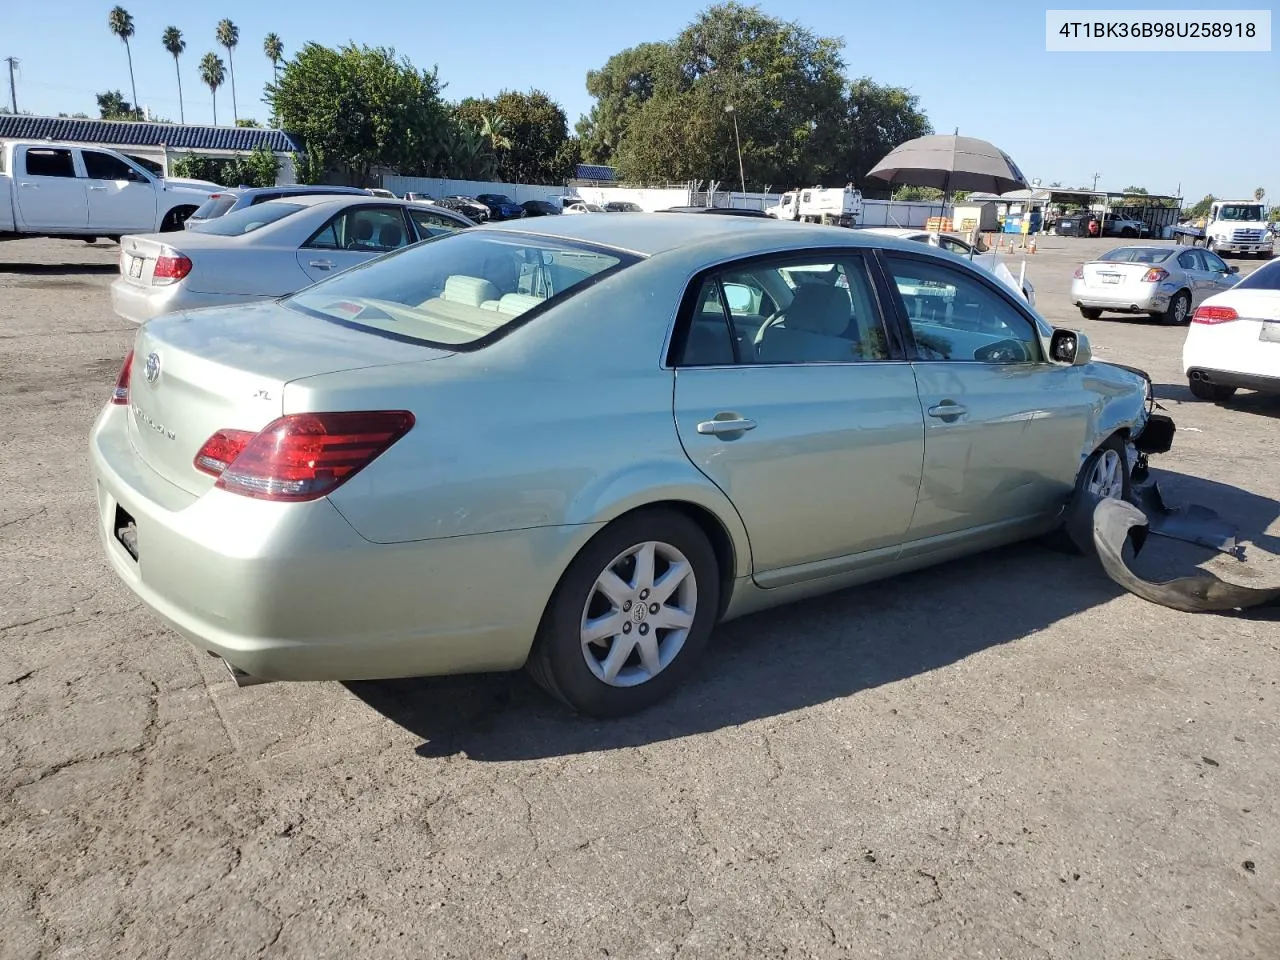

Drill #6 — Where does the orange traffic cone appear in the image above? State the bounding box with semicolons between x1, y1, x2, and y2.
1028;237;1038;254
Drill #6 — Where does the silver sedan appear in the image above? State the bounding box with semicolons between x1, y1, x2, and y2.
110;196;475;323
1070;244;1241;324
90;215;1167;718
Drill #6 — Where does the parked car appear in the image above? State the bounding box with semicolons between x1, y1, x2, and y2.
111;196;475;323
91;215;1170;718
185;184;375;229
564;202;605;214
521;199;561;217
0;140;218;241
367;188;397;199
658;206;773;218
1182;255;1280;400
604;201;643;213
1071;244;1240;324
861;227;1036;305
403;191;436;203
475;193;527;221
437;195;491;222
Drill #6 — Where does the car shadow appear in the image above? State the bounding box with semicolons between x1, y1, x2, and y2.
0;262;117;275
345;468;1280;760
1153;382;1280;419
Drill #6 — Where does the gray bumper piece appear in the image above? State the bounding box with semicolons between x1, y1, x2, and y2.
1067;488;1280;613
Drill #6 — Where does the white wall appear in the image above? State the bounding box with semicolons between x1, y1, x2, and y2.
384;174;568;203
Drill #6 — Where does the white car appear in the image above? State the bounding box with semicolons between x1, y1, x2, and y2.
859;227;1036;306
110;196;474;324
1182;256;1280;401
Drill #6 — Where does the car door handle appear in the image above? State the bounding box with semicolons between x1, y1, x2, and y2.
927;402;968;419
19;181;37;188
308;259;335;269
697;417;757;436
88;185;108;192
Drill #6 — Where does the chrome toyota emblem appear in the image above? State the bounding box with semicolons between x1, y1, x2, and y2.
143;351;161;385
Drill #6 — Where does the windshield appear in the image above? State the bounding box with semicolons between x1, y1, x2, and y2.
187;201;304;235
286;231;638;347
1220;205;1264;221
1099;247;1172;263
1235;258;1280;291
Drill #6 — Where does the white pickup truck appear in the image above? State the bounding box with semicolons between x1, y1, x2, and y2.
0;140;220;242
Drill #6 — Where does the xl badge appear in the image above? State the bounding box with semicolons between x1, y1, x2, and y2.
144;351;161;385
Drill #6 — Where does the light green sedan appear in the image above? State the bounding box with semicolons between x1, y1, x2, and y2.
89;214;1170;718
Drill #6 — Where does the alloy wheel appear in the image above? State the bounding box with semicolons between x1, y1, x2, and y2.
1087;448;1125;500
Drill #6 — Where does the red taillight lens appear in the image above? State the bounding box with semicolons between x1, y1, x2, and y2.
153;253;192;284
1142;267;1169;282
111;349;134;405
1192;305;1239;324
194;411;415;501
1073;266;1083;279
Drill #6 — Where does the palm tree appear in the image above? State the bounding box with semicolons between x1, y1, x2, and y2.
1255;186;1266;203
263;33;283;78
216;19;240;123
199;52;226;125
162;27;186;124
107;7;139;119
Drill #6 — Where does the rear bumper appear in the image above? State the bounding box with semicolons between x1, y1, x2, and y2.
110;279;256;324
89;403;589;683
1187;367;1280;394
1071;286;1167;313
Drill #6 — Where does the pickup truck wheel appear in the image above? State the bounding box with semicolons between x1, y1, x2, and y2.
1121;227;1138;238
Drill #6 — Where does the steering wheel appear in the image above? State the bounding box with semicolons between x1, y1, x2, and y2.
973;338;1030;364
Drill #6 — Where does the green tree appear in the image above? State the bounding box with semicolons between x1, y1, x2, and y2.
162;27;186;124
267;42;451;184
838;78;932;191
199;52;226;125
263;33;284;78
235;117;261;127
107;7;139;119
216;19;240;123
1184;194;1215;219
454;90;573;182
893;186;943;201
96;89;137;121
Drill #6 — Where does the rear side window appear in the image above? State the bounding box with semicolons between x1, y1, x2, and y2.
249;193;282;205
192;194;240;220
24;148;75;178
188;201;305;235
1235;259;1280;291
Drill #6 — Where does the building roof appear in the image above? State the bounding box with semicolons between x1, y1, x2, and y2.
0;115;303;153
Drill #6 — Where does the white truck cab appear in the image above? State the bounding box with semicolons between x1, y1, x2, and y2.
1204;200;1273;257
0;141;220;241
766;186;863;227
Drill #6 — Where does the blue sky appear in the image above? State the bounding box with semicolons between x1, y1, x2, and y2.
5;0;1277;201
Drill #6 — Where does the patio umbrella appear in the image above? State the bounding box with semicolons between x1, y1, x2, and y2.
866;134;1029;200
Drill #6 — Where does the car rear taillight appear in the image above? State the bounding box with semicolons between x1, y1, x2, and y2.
193;411;415;501
1073;266;1083;279
152;253;193;284
1142;268;1169;282
1192;305;1239;324
111;349;134;405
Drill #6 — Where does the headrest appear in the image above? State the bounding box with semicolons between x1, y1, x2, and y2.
786;284;849;336
442;275;500;307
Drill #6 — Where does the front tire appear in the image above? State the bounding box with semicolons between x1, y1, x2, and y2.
1159;290;1191;325
527;508;721;718
1188;378;1237;402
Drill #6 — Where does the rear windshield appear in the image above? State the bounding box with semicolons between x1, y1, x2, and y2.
191;194;240;220
1235;258;1280;291
286;230;637;347
1099;247;1171;263
188;201;305;235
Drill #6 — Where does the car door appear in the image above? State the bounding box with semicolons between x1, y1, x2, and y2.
12;147;87;230
1175;249;1210;305
80;149;156;233
295;204;415;283
879;251;1093;547
1198;248;1241;298
671;251;925;585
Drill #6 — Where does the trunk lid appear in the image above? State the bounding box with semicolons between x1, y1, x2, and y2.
125;300;452;495
1081;259;1161;295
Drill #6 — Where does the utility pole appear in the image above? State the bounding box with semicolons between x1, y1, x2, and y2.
4;57;18;114
725;104;745;194
1091;172;1101;192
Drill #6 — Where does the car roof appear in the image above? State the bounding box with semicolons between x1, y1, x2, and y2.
234;185;369;197
478;211;934;258
254;195;469;217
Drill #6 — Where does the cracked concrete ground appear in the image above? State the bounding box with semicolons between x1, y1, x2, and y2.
1;235;1278;960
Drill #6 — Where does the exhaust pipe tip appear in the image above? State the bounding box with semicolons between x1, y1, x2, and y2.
223;658;274;688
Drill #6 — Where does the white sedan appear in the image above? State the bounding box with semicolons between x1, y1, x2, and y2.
111;196;475;324
1182;256;1280;401
860;227;1036;306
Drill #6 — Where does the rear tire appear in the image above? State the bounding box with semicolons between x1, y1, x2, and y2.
1188;378;1237;402
1079;307;1102;320
526;508;721;719
1159;290;1191;326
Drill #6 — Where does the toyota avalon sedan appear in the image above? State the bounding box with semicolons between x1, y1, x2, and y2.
91;215;1170;718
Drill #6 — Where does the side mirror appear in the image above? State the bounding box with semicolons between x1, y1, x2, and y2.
1050;328;1092;365
1229;265;1240;274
